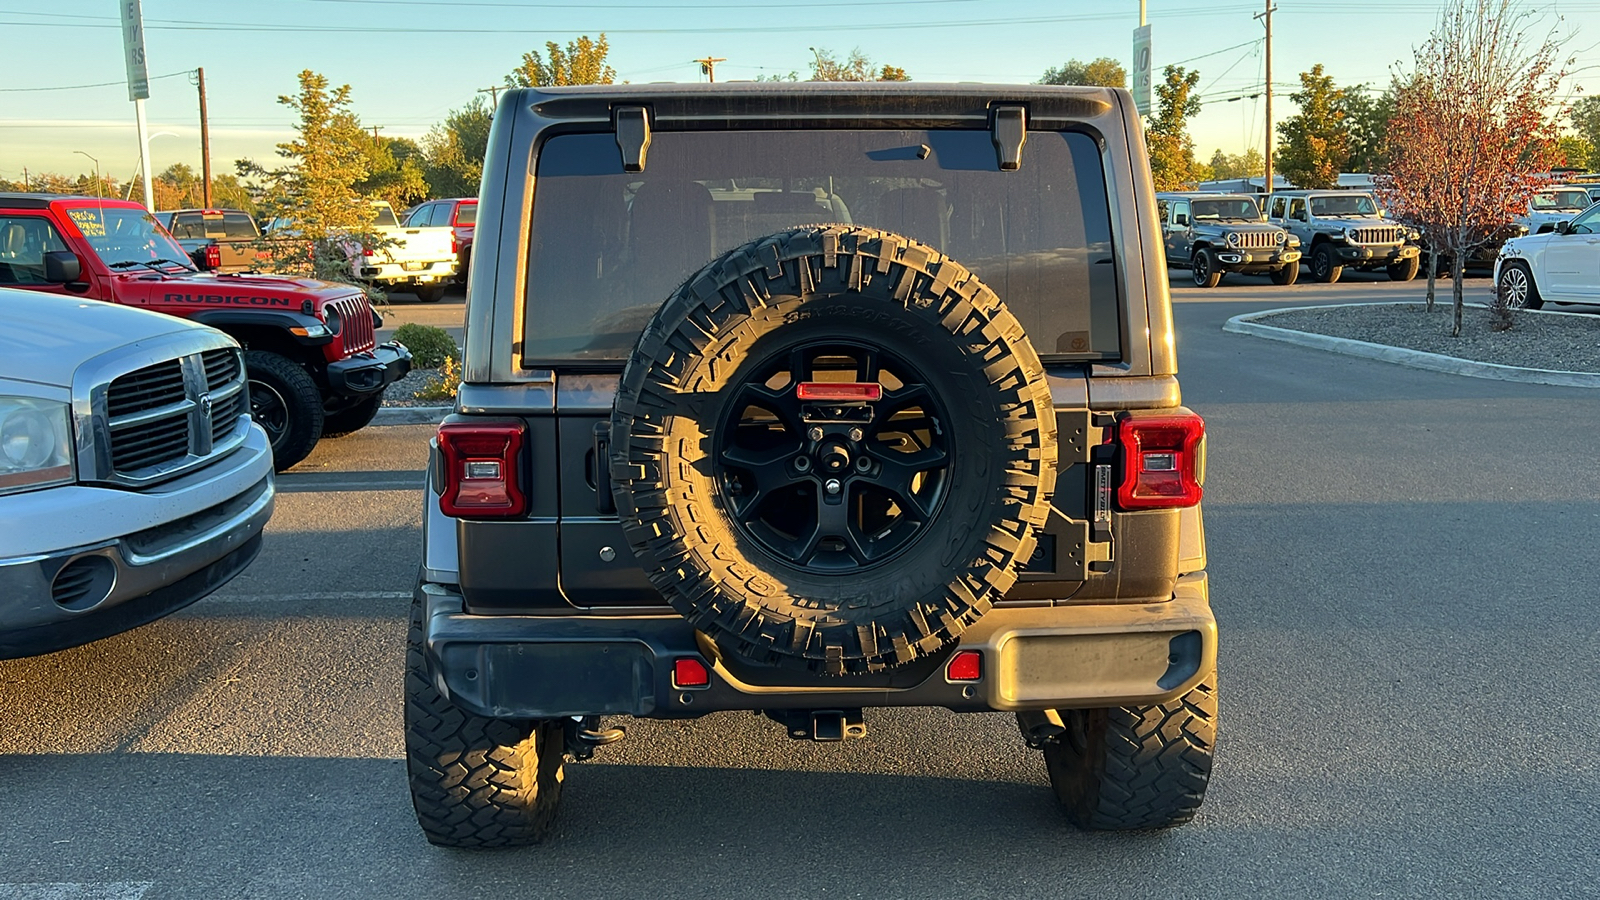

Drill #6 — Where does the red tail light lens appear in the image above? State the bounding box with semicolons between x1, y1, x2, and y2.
1116;413;1204;509
672;658;710;689
946;650;982;682
203;244;221;270
451;235;459;255
796;382;883;402
438;421;527;517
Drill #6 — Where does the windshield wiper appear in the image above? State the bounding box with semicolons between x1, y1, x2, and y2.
108;258;197;275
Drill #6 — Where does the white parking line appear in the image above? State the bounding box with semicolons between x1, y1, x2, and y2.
204;591;412;604
0;885;152;900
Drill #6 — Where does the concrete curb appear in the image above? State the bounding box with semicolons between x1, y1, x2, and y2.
1222;302;1600;389
373;405;452;425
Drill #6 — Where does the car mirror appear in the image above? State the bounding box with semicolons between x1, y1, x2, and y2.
1555;220;1571;235
1175;214;1189;227
43;250;82;284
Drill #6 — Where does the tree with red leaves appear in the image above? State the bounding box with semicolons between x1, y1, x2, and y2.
1375;0;1569;336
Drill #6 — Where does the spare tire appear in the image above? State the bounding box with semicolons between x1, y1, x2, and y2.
609;226;1057;675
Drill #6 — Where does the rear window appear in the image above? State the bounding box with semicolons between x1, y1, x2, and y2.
222;212;258;239
456;203;476;226
521;129;1118;365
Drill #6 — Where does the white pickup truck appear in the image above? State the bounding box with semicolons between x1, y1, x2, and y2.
354;200;458;302
0;289;274;659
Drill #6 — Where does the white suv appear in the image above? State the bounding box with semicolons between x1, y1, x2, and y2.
0;289;274;658
1495;202;1600;310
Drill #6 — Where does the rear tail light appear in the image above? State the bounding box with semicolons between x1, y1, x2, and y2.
451;235;459;255
202;244;221;270
1115;412;1205;509
437;420;527;517
796;382;883;402
363;247;374;257
945;650;982;682
672;658;710;689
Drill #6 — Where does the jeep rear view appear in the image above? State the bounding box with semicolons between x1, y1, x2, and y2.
408;84;1217;848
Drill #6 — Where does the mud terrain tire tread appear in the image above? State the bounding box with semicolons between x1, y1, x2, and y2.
609;225;1057;676
1042;675;1217;830
321;394;384;438
1311;243;1344;284
243;349;323;472
404;595;565;848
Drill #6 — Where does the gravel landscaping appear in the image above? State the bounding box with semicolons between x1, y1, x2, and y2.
1254;302;1600;372
379;366;453;407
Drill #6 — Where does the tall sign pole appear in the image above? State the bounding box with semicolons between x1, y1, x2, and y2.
1131;17;1152;117
120;0;154;211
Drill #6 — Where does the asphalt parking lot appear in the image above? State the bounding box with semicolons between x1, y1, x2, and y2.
2;273;1595;899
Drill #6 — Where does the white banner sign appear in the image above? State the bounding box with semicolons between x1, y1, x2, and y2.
121;0;149;101
1132;24;1152;117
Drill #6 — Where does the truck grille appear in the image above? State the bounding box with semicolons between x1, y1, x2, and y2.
328;294;375;355
1351;226;1403;244
99;344;250;484
1231;231;1278;249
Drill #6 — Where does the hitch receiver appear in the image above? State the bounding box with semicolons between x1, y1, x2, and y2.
764;708;866;742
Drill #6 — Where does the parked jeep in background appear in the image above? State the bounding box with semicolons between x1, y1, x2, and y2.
0;290;274;660
156;208;263;274
407;83;1218;848
1158;191;1301;286
1515;185;1595;234
402;198;476;287
1266;190;1421;283
0;193;411;470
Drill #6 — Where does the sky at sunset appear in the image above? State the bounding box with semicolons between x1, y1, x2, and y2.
3;0;1599;185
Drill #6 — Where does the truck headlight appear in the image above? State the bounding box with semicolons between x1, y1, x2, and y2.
0;398;73;496
1225;232;1240;247
1277;231;1287;244
1342;227;1358;241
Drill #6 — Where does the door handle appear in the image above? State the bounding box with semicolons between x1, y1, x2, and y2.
592;420;615;514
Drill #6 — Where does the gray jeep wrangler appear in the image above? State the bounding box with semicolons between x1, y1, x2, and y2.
407;83;1218;848
1266;189;1421;283
1157;191;1301;287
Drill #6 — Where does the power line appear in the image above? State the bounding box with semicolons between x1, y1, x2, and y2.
0;69;192;93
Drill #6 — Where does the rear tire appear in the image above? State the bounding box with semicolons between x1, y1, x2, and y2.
412;284;443;303
1041;675;1217;830
405;593;565;848
1387;255;1420;282
244;350;323;472
1191;249;1222;288
1269;262;1299;285
321;394;384;438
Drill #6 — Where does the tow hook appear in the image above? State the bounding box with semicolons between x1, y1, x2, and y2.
1016;709;1067;749
763;708;867;742
565;715;626;760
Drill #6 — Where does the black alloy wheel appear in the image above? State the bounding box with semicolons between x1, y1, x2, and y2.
249;379;289;442
714;340;951;573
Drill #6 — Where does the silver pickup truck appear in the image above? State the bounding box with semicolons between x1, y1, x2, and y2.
0;289;274;658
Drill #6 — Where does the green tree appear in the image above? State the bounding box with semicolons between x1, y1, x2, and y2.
1206;148;1265;181
422;97;493;198
754;71;800;82
1039;57;1127;88
1275;64;1350;189
1148;65;1202;190
356;134;429;209
507;34;616;87
1556;135;1592;170
1343;85;1395;173
236;70;377;284
808;48;910;82
1571;95;1600;151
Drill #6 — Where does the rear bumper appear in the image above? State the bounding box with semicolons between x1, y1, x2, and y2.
418;572;1217;719
358;260;457;284
325;341;412;396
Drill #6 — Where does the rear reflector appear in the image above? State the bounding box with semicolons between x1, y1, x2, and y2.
946;650;982;682
1115;413;1204;510
796;382;883;402
672;658;710;689
437;421;526;517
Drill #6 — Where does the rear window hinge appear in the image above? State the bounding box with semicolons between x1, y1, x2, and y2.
614;106;652;173
991;105;1027;172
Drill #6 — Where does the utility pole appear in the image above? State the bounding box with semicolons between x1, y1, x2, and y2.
196;67;213;208
695;56;726;83
370;125;385;140
477;85;503;106
1255;1;1276;194
21;168;28;191
1140;0;1147;26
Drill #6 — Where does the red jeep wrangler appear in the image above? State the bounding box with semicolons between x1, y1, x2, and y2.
0;193;411;470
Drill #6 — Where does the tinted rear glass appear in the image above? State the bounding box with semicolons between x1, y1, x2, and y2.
456;203;476;226
522;129;1118;364
222;212;258;238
